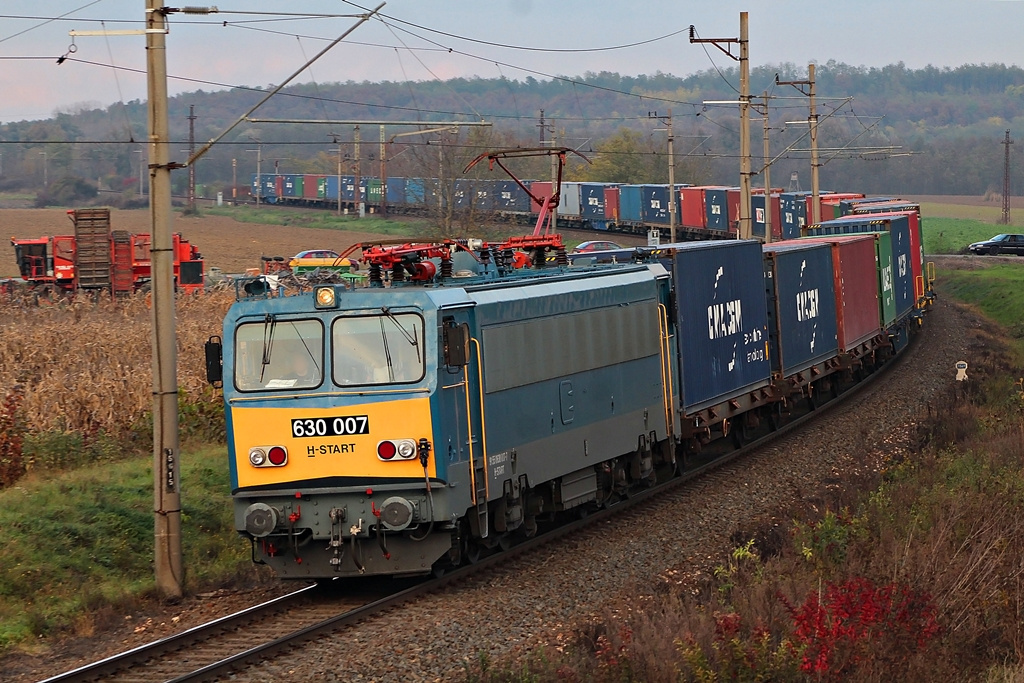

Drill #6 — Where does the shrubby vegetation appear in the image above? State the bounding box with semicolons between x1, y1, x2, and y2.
1;62;1022;201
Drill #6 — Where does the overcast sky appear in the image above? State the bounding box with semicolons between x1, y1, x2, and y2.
2;0;1024;124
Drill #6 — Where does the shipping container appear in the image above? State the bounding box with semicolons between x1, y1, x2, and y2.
726;188;741;234
791;235;882;351
705;188;730;231
281;174;303;198
780;192;812;238
850;200;920;217
302;175;322;200
366;179;383;204
579;183;609;220
494;180;531;212
640;185;671;224
557;182;582;218
804;227;897;328
603;186;620;221
820;215;916;317
405;178;425;205
762;242;839;376
670;240;772;413
324;175;339;201
752;194;783;240
849;210;923;301
679;187;707;228
838;196;895;216
386;177;406;204
619;185;645;223
529;181;552;214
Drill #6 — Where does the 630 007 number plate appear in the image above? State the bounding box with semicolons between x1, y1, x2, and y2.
291;415;369;438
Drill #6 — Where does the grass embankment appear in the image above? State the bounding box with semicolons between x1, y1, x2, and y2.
0;292;244;655
467;268;1024;680
0;444;252;651
203;204;431;238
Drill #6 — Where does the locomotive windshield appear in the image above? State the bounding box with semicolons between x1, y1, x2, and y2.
332;312;425;386
234;318;324;391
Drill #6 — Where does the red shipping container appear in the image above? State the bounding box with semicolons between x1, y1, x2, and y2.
302;175;319;200
794;234;883;351
770;194;783;241
603;186;620;221
274;175;284;199
529;181;552;214
679;187;706;227
726;188;741;234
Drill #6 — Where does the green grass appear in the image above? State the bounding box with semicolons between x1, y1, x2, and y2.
0;443;252;653
202;204;432;237
922;216;1011;255
942;264;1024;342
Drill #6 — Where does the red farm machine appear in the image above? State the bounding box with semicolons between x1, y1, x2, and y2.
10;208;204;295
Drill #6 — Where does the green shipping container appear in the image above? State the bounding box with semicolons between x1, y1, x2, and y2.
366;179;383;203
871;231;896;328
317;177;327;199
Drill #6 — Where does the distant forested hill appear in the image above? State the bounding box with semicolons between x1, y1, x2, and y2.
2;62;1023;197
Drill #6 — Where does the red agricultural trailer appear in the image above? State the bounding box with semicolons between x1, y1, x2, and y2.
11;208;204;295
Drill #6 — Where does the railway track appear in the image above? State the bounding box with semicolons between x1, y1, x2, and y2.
41;334;915;682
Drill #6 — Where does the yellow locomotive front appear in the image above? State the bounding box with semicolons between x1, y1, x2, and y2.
222;285;464;578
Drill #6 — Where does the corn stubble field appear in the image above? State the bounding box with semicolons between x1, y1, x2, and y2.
0;290;230;477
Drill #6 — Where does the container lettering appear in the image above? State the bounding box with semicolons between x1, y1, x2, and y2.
796;289;819;322
707;299;743;340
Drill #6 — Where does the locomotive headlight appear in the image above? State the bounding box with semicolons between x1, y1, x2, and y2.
377;439;418;461
249;448;267;466
314;285;337;309
249;446;288;467
397;440;416;459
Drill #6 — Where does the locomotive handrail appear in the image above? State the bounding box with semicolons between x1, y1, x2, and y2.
470;337;490;502
657;303;675;441
461;370;479;506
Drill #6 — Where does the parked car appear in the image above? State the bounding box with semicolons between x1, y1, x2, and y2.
968;234;1024;255
288;249;355;274
571;240;623;253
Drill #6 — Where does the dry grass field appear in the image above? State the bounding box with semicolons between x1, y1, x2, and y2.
0;207;404;455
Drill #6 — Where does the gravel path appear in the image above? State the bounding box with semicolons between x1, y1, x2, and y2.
237;295;972;682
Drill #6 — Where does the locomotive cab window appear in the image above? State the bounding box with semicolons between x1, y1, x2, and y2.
234;318;324;391
332;312;425;386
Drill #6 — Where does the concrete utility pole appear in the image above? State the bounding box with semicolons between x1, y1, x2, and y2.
146;0;182;599
652;110;677;243
231;158;236;205
1002;130;1013;225
354;125;362;218
690;12;751;238
776;63;820;224
187;104;196;212
380;125;387;218
549;127;558;229
761;92;772;243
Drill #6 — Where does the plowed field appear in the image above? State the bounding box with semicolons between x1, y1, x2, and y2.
0;208;403;277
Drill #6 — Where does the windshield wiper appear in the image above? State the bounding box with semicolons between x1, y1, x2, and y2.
380;307;419;347
259;313;276;383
